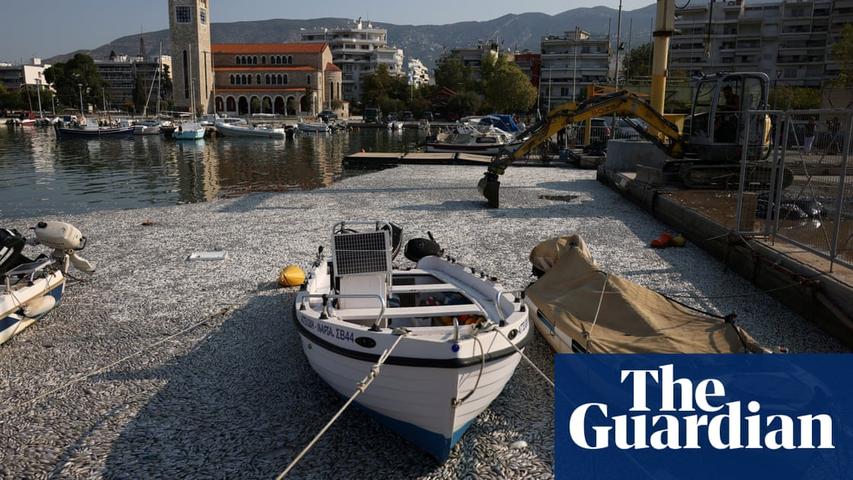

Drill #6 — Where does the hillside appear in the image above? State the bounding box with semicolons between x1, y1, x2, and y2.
48;4;656;68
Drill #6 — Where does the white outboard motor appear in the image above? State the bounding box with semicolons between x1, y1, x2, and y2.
33;221;95;274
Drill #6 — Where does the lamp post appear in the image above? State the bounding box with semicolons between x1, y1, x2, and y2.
35;74;44;119
78;83;84;116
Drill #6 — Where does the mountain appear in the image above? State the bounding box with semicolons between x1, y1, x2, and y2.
47;5;657;69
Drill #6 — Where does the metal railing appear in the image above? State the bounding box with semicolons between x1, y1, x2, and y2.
736;108;853;271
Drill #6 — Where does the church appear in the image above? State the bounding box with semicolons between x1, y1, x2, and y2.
168;0;344;116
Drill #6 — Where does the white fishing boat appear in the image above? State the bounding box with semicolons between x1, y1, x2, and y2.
425;124;519;155
172;122;205;140
133;119;161;135
297;121;331;133
215;121;285;139
1;222;95;345
295;221;530;460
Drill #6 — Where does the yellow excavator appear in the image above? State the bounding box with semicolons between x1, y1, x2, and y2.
478;71;784;207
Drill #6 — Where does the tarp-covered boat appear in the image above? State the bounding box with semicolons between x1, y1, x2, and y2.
524;235;767;354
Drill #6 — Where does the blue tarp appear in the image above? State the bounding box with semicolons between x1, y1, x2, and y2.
478;114;520;133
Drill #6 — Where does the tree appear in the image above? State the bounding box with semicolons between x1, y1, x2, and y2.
434;55;475;92
445;91;482;117
833;24;853;88
0;84;25;110
131;73;147;114
484;60;538;113
622;43;653;80
769;86;822;110
361;64;408;107
44;53;108;111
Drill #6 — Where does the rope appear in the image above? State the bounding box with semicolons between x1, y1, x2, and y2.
277;329;409;479
585;273;609;344
0;308;226;418
490;324;554;389
453;334;485;406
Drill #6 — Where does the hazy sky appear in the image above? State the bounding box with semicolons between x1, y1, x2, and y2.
0;0;653;62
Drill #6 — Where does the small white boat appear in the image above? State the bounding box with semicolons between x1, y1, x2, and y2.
297;121;331;133
295;221;530;460
1;222;95;345
425;125;518;155
387;120;404;130
133;120;162;135
172;122;206;140
216;121;285;139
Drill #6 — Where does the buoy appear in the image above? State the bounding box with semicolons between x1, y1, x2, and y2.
23;295;56;318
671;234;687;247
278;265;306;287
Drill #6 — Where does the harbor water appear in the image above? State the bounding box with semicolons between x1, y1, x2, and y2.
0;126;424;218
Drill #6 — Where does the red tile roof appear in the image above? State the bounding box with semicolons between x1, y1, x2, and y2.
212;43;328;54
325;62;341;72
215;66;315;72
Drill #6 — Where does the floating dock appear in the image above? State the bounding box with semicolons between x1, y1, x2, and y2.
344;151;573;169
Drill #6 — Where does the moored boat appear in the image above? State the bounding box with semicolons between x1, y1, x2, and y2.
295;221;530;460
172;122;206;140
215;121;285;139
55;123;134;138
425;125;518;155
297;121;331;133
1;222;94;345
133;119;162;135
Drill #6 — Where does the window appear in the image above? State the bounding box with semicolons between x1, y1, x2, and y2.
200;8;207;24
261;56;266;64
230;75;234;85
306;74;311;85
175;6;192;24
257;74;261;84
265;74;270;84
253;56;258;65
288;56;293;65
248;75;252;84
283;74;288;84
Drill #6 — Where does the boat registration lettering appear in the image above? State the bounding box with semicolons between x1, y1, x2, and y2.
311;322;355;343
519;318;529;334
300;317;315;329
335;328;355;343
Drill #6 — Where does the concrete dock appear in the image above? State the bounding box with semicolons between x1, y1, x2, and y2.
0;165;845;479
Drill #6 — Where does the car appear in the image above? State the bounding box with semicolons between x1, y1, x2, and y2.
421;111;434;121
318;110;338;123
401;111;414;121
604;117;648;140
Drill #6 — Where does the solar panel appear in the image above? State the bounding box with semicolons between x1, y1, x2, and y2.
333;230;391;277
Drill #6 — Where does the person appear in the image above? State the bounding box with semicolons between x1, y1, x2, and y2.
721;85;740;111
803;116;816;154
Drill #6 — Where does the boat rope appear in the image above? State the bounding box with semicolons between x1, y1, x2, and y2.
277;328;410;480
584;272;610;349
453;334;485;406
0;307;226;418
483;322;555;389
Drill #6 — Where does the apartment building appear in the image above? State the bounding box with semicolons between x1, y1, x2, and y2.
95;52;172;108
300;19;404;102
539;28;611;106
407;58;431;87
671;0;849;88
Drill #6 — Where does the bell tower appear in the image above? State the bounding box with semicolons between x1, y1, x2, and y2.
168;0;213;113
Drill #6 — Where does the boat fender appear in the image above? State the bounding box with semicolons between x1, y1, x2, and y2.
404;232;443;262
279;265;306;287
23;295;56;318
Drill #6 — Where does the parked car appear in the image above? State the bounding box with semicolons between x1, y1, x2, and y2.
401;111;414;121
421;111;434;121
318;110;338;123
363;107;382;124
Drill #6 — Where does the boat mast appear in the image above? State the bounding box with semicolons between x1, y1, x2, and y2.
156;42;162;117
35;78;44;119
188;42;196;121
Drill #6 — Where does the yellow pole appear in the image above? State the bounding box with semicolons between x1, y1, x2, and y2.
650;0;674;115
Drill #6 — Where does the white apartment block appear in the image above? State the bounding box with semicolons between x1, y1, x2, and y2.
539;28;611;107
407;58;430;87
671;0;851;88
301;19;404;102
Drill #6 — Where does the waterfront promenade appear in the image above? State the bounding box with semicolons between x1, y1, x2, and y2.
0;165;843;478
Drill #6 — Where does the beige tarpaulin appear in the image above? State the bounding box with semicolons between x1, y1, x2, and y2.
526;235;767;354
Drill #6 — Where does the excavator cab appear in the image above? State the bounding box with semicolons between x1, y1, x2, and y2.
685;72;770;162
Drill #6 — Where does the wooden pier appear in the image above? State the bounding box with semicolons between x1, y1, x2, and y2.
344;152;493;168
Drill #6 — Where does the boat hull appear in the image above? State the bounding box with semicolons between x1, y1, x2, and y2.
1;272;65;345
56;126;134;138
216;123;286;138
173;128;206;140
297;122;330;133
297;331;523;460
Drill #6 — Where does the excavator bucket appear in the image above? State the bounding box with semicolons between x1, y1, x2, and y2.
478;173;500;208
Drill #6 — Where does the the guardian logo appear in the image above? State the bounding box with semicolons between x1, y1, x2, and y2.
569;364;834;450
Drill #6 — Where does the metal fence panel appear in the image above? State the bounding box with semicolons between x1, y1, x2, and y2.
738;109;853;270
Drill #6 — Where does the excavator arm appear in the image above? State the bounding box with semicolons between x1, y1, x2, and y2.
478;91;685;207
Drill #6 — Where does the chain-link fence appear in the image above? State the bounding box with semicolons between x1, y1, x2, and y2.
736;108;853;270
